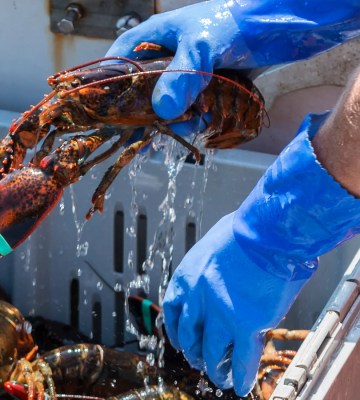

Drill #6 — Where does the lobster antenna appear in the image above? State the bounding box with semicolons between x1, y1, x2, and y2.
83;260;118;293
9;90;57;136
55;395;105;399
50;56;147;79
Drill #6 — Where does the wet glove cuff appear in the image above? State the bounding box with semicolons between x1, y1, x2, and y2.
228;0;360;67
233;112;360;280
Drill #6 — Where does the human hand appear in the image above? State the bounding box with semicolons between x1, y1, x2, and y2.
163;111;360;395
106;0;251;121
107;0;360;126
163;212;311;395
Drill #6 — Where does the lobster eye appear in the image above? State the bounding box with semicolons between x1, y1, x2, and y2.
71;79;81;88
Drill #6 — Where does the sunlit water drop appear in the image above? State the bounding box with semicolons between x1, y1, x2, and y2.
69;185;86;241
114;282;122;292
216;389;223;397
146;352;155;366
59;197;65;215
76;241;89;258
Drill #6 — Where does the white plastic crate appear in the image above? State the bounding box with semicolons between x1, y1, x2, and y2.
1;110;360;351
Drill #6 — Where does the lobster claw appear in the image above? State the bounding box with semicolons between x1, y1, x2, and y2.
3;381;28;400
0;168;63;256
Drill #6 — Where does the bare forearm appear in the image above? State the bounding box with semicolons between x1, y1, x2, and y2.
312;66;360;198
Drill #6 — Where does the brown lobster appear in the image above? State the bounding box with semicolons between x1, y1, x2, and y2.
0;53;265;256
0;299;48;399
4;343;161;400
0;294;308;400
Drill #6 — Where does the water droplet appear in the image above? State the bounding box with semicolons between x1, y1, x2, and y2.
137;361;144;373
128;251;134;269
184;196;194;209
76;241;89;257
59;198;65;215
77;268;82;277
96;281;103;291
143;259;154;272
126;225;136;238
146;352;155;366
114;282;122;292
216;389;223;397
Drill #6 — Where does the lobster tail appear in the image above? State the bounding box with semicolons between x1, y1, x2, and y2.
198;69;265;149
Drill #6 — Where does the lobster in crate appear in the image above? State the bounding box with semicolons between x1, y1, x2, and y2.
0;46;266;256
2;296;309;400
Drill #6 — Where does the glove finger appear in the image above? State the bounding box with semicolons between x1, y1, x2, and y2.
176;294;205;369
163;278;185;350
152;41;213;120
232;334;265;396
202;320;234;389
167;112;211;138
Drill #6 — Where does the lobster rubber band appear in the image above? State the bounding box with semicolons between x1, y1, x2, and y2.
141;298;153;335
0;234;12;256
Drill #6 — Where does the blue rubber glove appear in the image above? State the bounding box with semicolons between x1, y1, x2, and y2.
163;112;360;396
107;0;360;120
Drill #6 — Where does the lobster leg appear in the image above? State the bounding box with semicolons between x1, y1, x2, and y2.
86;128;157;220
79;130;132;176
153;120;201;163
29;127;60;167
35;359;56;400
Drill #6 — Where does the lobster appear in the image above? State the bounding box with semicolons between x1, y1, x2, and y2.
4;343;161;400
0;298;162;400
0;53;266;256
0;299;47;399
3;296;309;400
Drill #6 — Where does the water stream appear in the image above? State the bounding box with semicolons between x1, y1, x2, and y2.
14;129;217;394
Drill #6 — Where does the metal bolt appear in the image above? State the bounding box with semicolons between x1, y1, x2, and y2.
57;3;84;34
116;12;141;36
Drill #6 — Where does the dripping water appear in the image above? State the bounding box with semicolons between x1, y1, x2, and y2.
143;138;189;369
126;153;148;238
197;148;214;238
69;185;87;242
